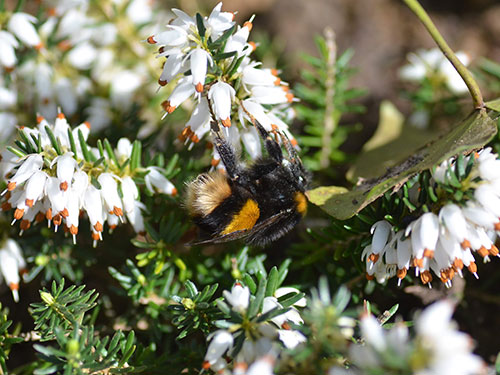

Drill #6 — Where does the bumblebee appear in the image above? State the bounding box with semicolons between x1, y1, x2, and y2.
186;119;309;246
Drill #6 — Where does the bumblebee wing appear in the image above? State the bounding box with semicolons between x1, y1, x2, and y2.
187;210;292;246
187;228;251;246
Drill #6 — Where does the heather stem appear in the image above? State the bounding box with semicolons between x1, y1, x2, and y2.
403;0;484;109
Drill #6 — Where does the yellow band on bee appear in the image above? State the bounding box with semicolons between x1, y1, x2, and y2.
221;199;260;235
294;192;307;216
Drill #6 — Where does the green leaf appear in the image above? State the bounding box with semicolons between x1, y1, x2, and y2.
243;274;256;294
332;286;350;312
208;24;236;49
256;306;290;323
45;126;62;155
78;129;92;162
486;98;500;112
195;13;206;39
278;292;305;308
347;101;438;182
247;277;266;319
212;51;237;61
130;140;142;171
277;259;291;286
309;109;498;220
104;139;119;167
184;280;198;298
264;267;279;297
67;129;78;157
379;304;399;326
6;146;26;158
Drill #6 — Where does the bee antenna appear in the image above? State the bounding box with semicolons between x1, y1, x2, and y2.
278;131;300;163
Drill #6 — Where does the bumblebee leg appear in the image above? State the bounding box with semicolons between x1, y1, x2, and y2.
254;120;283;164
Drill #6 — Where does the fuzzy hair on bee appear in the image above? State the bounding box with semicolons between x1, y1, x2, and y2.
185;118;309;247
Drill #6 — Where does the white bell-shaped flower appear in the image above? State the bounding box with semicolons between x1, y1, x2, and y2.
144;167;176;195
223;283;250;313
204;330;234;365
190;48;212;93
208;81;235;127
98;173;124;218
8;12;42;48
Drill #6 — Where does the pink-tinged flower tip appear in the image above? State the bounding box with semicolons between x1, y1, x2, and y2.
461;239;471;249
69;225;78;235
368;253;379;263
161;100;176;114
281;322;291;330
25;199;34;208
286;93;294;103
397;268;407;280
211;158;220;167
147;35;157;44
420;270;432;285
423;248;434;258
94;222;103;232
453;257;464;270
112;206;123;217
171;187;178;197
20;220;30;231
45;208;53;220
195;82;204;93
468;261;478;274
248;41;257;51
7;182;17;191
60;181;68;191
14;208;24;220
290;138;298;146
84;121;91;129
57;112;65;119
243;21;253;31
202;361;211;369
490;245;499;257
36;115;44;124
221;117;231;127
57;40;72;51
60;208;69;218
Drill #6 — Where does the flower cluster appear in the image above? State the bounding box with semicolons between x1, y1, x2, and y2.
0;11;42;70
0;237;26;302
148;2;297;163
0;113;176;246
2;0;165;131
399;48;470;95
202;283;306;374
399;48;470;128
335;300;485;375
362;148;500;287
